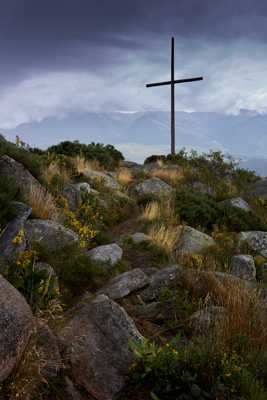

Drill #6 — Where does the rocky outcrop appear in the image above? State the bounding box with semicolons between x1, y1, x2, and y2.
0;155;46;198
0;274;34;382
0;201;31;265
24;219;79;250
59;294;143;400
247;179;267;199
176;225;215;255
84;168;120;190
140;264;184;302
239;231;267;258
62;182;99;211
130;232;149;244
219;197;252;212
230;255;256;281
99;268;150;300
86;243;122;267
132;177;173;196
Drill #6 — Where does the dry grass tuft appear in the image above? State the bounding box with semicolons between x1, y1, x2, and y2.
215;283;267;351
184;270;267;351
147;223;179;254
73;156;104;175
116;168;133;186
42;161;71;187
151;168;183;185
27;184;59;221
141;197;178;226
142;201;161;221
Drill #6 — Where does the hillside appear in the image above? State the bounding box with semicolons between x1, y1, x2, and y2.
1;110;267;176
0;137;266;400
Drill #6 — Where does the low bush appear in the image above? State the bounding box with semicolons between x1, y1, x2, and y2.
47;140;124;169
174;187;267;232
127;336;267;400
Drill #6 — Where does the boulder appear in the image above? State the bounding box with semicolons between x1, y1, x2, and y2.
84;168;120;190
219;197;252;212
0;274;34;382
176;225;215;256
24;220;79;250
59;294;143;400
0;155;46;198
132;177;173;197
140;264;184;302
247;179;267;199
86;243;122;268
230;255;256;281
62;183;100;211
35;322;61;378
189;306;226;335
239;231;267;258
131;232;149;244
99;268;150;300
0;201;32;265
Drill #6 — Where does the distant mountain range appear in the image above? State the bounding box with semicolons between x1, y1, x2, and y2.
0;110;266;176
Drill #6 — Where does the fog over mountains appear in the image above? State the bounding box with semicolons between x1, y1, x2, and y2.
1;109;267;176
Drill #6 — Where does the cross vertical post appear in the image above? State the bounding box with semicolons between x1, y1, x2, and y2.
171;37;175;154
146;37;203;154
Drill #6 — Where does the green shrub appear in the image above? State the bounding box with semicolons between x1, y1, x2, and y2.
127;336;267;400
47;140;124;169
3;250;58;312
174;187;267;232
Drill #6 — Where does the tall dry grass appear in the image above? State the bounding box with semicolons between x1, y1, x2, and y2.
147;223;179;254
27;184;59;221
73;155;103;174
42;161;71;187
185;270;267;351
141;197;178;226
151;168;183;185
116;168;133;186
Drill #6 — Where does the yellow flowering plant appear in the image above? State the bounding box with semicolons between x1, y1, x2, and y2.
4;249;59;311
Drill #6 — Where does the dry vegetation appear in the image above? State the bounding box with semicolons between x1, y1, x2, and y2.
26;184;59;221
116;168;133;186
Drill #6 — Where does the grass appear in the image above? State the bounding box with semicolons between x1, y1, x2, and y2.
147;223;179;256
151;167;183;186
26;183;59;221
116;168;133;186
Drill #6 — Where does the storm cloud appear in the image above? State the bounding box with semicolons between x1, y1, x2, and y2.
1;0;267;129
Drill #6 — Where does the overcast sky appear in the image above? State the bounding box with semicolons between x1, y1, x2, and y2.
1;0;267;132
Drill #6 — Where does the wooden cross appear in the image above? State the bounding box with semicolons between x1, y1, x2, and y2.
146;37;203;154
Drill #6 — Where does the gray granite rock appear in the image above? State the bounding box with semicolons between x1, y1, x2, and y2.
59;294;143;400
230;255;256;281
247;179;267;199
0;155;47;198
86;243;122;267
0;274;34;382
99;268;150;299
24;219;79;250
131;232;149;244
0;201;32;265
176;225;215;256
239;231;267;258
140;264;184;302
189;306;226;335
220;197;252;212
85;168;120;190
132;177;173;196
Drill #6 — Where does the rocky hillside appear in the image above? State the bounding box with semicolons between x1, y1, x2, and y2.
0;138;267;400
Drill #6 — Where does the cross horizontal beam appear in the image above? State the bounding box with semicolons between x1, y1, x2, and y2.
146;76;203;88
